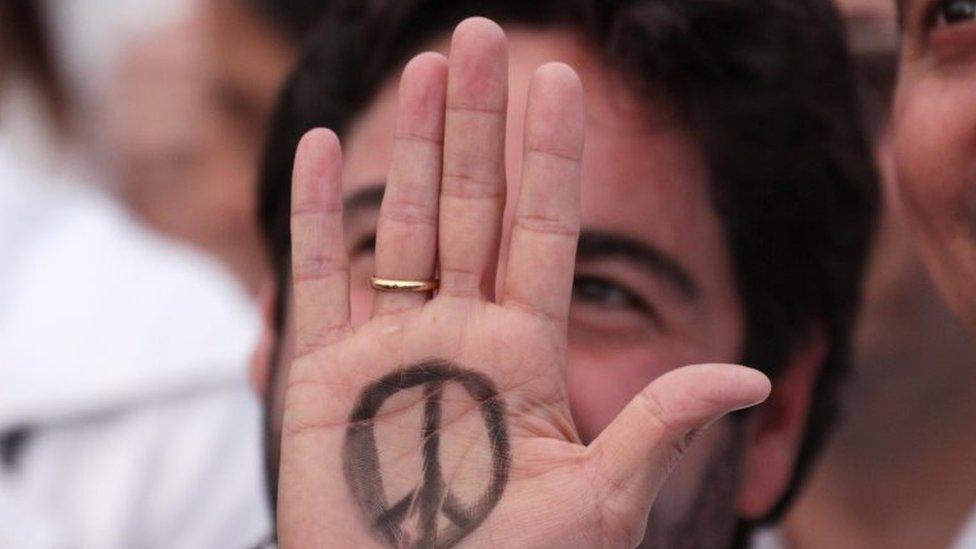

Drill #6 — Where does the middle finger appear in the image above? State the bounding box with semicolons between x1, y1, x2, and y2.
437;17;509;300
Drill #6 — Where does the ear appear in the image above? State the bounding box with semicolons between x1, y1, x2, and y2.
249;277;278;399
736;325;828;520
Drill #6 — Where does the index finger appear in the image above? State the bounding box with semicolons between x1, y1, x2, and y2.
290;128;351;357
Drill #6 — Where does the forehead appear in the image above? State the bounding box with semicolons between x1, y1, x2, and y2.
342;28;739;312
833;0;896;19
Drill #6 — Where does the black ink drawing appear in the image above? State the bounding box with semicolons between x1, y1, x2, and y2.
343;360;510;548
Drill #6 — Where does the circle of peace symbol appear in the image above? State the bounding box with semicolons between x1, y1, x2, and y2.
343;360;511;548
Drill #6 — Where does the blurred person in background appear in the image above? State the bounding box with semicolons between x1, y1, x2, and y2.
252;1;878;546
0;1;328;547
106;0;328;292
774;0;976;548
889;0;976;547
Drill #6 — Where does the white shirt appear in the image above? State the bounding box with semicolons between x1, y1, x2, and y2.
954;507;976;549
748;512;976;549
0;151;271;548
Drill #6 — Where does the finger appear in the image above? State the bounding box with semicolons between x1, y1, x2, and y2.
290;128;350;357
588;364;771;536
372;52;449;316
501;63;584;324
438;17;509;300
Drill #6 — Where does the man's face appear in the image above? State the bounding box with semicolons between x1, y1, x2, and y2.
893;0;976;329
263;29;801;546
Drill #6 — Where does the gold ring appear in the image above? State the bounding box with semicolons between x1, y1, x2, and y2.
370;276;439;293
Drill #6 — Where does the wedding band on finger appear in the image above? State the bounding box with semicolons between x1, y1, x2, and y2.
369;276;440;293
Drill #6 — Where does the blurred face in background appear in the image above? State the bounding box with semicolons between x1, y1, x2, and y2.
112;0;296;291
201;0;296;287
783;2;976;547
894;0;976;329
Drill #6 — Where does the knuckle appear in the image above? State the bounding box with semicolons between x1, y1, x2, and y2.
504;296;563;325
292;253;348;282
637;388;698;469
296;327;340;352
513;214;579;238
447;102;506;116
292;325;350;360
380;197;437;227
281;395;343;438
440;172;503;200
636;387;676;435
525;146;581;165
437;266;482;296
395;131;443;147
291;203;342;218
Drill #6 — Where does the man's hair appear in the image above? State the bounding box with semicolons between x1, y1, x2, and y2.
257;0;879;526
247;0;334;41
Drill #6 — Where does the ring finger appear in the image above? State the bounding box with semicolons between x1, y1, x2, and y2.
371;52;449;316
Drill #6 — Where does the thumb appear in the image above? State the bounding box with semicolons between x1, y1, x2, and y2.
586;363;770;542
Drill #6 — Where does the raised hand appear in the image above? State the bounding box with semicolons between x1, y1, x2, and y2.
277;17;770;548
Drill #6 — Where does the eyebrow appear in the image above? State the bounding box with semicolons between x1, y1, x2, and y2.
576;230;699;301
341;184;700;301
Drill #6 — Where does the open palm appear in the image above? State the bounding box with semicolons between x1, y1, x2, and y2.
277;17;770;548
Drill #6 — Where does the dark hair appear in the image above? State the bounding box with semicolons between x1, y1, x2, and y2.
247;0;336;41
257;0;879;527
0;1;68;133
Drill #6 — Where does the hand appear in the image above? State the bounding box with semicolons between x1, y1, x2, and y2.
277;17;771;548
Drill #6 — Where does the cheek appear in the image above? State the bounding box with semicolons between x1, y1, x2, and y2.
565;343;735;520
893;75;976;231
565;324;742;444
565;346;674;443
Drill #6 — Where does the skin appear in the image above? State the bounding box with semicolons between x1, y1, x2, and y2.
199;0;295;291
894;0;976;329
252;18;832;547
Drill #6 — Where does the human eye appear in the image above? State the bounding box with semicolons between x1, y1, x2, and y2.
572;273;665;323
568;273;669;344
930;0;976;28
909;0;976;55
573;275;645;310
